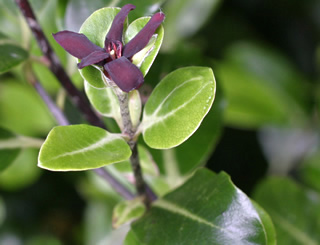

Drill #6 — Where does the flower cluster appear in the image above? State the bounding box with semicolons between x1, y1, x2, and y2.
53;4;165;92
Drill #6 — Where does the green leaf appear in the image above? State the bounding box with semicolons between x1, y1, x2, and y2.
253;177;320;245
38;125;131;171
85;81;141;130
112;199;146;229
129;169;272;244
124;16;164;76
142;67;216;149
252;201;277;245
128;90;142;130
0;148;41;191
216;42;308;128
148;91;223;176
0;80;56;136
0;44;28;73
84;80;121;122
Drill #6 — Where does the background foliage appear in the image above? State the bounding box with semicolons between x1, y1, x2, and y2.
0;0;319;244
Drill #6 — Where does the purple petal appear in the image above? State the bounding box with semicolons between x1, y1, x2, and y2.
123;12;165;59
104;57;144;92
105;4;136;45
77;50;110;69
53;31;103;59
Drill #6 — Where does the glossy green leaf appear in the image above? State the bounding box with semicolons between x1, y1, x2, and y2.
0;80;55;136
38;125;131;171
0;44;28;73
0;149;41;191
162;0;221;50
112;199;145;229
253;177;320;245
252;201;277;245
124;16;164;76
142;67;216;149
149;91;223;176
216;42;308;128
129;169;272;244
78;7;164;88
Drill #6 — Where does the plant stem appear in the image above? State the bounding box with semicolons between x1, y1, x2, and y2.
15;0;105;129
115;90;157;206
93;168;135;200
33;82;69;126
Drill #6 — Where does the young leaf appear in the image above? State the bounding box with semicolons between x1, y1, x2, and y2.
84;81;121;122
142;67;216;149
0;44;28;73
124;16;164;76
128;90;142;130
38;125;131;171
112;199;146;229
253;177;320;245
128;169;273;244
252;201;277;245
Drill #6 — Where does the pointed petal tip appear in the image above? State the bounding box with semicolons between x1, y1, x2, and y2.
122;4;136;11
52;30;103;59
152;12;165;22
105;4;136;43
122;11;165;59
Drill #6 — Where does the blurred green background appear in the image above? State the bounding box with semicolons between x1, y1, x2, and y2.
0;0;320;244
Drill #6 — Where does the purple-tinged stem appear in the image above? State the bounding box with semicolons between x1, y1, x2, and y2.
33;82;69;126
15;0;105;129
29;74;135;200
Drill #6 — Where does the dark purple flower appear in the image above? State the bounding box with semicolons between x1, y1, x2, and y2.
53;4;165;92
